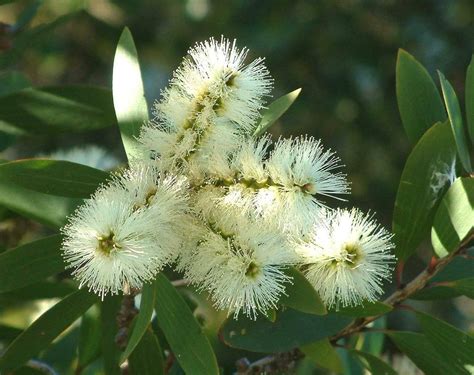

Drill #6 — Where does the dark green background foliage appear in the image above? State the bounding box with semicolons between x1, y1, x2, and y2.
0;1;473;374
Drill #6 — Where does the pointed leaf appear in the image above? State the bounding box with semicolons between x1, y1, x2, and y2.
120;282;156;363
396;50;446;143
253;88;301;137
220;309;351;353
0;159;109;198
393;121;457;261
431;177;474;257
301;338;343;373
416;311;474;374
113;27;149;160
438;71;472;172
466;55;474;144
0;86;115;135
0;290;97;372
280;267;326;315
128;328;164;375
154;273;218;375
0;235;64;293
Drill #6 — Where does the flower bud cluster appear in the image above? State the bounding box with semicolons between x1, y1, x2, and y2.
62;37;395;318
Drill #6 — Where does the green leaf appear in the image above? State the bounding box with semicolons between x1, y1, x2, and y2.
432;250;474;282
361;316;386;356
0;71;30;97
128;328;165;375
438;71;472;172
77;304;102;372
0;0;18;5
351;350;397;375
280;267;326;315
0;324;23;342
331;301;392;318
120;282;156;363
220;308;352;353
13;0;42;33
388;332;456;375
410;285;462;300
452;277;474;298
301;338;343;373
0;159;109;198
100;296;122;375
396;49;446;143
0;281;76;303
0;235;64;293
431;177;474;257
113;27;149;160
0;86;115;135
466;55;474;144
0;290;97;372
392;121;457;261
416;311;474;374
154;273;218;375
0;180;81;227
253;88;301;137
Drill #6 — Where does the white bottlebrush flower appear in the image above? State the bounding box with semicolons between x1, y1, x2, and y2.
184;210;296;319
62;164;189;299
298;208;395;308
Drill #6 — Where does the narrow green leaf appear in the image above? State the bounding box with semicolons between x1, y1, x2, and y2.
253;88;301;137
438;71;472;172
301;338;343;373
432;250;474;282
0;324;23;342
0;159;109;198
431;177;474;257
0;180;81;228
396;49;446;143
0;281;75;303
113;27;149;160
361;316;386;356
0;235;64;293
154;273;218;375
393;121;457;261
220;309;351;353
410;285;462;300
388;332;455;375
331;301;392;318
120;282;156;363
100;296;122;375
0;71;30;97
0;86;115;135
128;328;164;375
466;55;474;144
351;350;397;375
280;267;326;315
416;311;474;374
77;304;102;371
0;290;97;372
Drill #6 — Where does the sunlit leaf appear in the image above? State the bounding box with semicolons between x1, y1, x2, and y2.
301;338;343;373
396;49;446;143
113;27;149;160
253;88;301;137
431;177;474;258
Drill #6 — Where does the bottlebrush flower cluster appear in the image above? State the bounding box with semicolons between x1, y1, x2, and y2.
62;37;395;319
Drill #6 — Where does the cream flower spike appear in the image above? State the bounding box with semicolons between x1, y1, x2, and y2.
184;212;297;319
62;163;189;299
299;208;395;308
